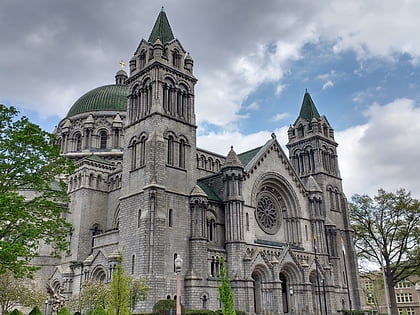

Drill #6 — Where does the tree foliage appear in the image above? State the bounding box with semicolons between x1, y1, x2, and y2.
128;276;149;311
0;271;46;315
217;258;235;315
0;104;73;278
106;256;131;315
350;188;420;315
66;281;110;314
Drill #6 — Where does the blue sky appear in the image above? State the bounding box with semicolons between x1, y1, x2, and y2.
1;0;420;198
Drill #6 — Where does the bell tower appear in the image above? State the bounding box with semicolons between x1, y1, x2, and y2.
122;7;198;193
118;9;199;308
286;91;362;309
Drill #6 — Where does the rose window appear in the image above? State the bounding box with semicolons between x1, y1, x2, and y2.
256;195;280;234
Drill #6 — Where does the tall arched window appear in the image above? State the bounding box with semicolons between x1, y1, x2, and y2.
131;254;135;274
179;139;186;168
138;209;142;228
130;138;137;170
168;209;173;227
172;49;181;68
75;133;82;151
139;49;146;68
99;131;107;149
167;136;174;165
207;219;216;241
139;136;146;166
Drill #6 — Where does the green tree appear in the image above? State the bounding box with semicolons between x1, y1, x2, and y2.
0;104;73;278
128;277;149;311
66;281;110;314
106;256;131;315
0;271;46;315
217;258;235;315
350;188;420;315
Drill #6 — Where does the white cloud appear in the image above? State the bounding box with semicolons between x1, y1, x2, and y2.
337;98;420;199
275;84;286;95
196;40;302;127
322;80;334;90
197;126;289;156
246;102;260;111
272;113;289;122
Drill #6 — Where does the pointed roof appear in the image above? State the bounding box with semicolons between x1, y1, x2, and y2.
298;91;321;121
148;7;175;44
223;146;244;169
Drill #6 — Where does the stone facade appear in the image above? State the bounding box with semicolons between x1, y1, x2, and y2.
36;9;362;315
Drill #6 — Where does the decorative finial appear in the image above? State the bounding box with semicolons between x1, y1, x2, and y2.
271;132;276;139
161;6;164;11
119;60;126;70
230;146;233;150
305;88;308;93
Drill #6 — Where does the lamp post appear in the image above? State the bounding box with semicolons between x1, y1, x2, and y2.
175;254;183;315
289;286;294;314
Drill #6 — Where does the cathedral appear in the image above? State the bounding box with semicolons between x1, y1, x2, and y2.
38;8;362;315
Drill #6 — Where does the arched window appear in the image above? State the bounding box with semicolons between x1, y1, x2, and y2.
99;131;107;149
138;209;142;228
172;49;181;68
139;135;146;167
75;133;82;151
113;128;120;148
130;138;137;170
139;49;146;68
323;124;329;136
167;136;174;165
179;139;186;168
298;125;304;137
173;253;178;273
246;213;250;231
207;219;216;242
131;254;135;274
168;209;173;227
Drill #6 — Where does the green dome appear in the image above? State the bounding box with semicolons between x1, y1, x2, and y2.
67;84;128;117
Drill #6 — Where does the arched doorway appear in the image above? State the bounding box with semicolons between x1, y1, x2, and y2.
251;271;263;314
280;273;289;313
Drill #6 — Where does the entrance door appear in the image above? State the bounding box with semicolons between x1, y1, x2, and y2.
280;273;289;313
252;272;262;314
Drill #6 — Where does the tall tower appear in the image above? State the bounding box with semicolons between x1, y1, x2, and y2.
118;8;198;308
286;91;362;310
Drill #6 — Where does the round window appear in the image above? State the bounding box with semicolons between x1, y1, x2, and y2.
256;194;281;234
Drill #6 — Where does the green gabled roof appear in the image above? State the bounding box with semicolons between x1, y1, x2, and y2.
148;7;175;44
238;146;263;166
298;91;321;120
197;182;221;202
67;84;128;117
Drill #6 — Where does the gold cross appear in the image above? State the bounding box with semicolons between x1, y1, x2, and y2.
119;60;126;69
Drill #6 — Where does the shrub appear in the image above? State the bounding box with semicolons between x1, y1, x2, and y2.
28;306;43;315
8;310;23;315
58;307;71;315
152;299;185;315
185;311;218;315
92;305;107;315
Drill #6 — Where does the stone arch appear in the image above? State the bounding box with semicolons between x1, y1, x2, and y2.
279;263;302;314
112;205;120;230
90;265;107;282
251;264;271;315
251;172;301;217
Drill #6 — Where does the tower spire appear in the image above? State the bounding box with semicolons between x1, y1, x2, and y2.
148;8;175;44
298;90;321;121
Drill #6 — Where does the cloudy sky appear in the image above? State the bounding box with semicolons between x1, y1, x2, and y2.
1;0;419;199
